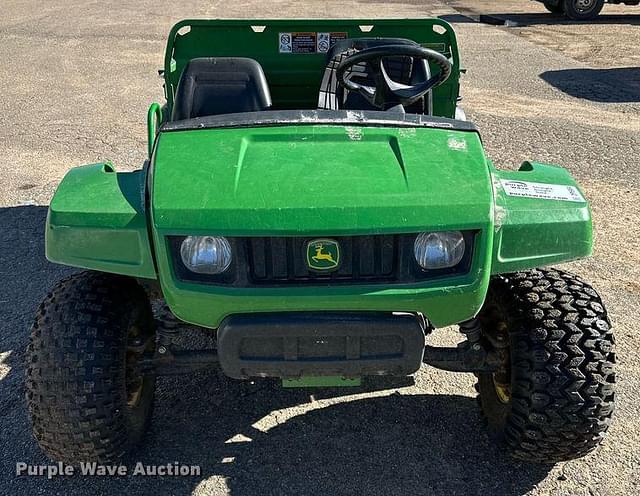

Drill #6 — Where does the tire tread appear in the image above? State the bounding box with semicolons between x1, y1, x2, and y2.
26;271;154;464
478;268;615;463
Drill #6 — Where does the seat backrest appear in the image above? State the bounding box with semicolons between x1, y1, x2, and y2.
171;57;272;121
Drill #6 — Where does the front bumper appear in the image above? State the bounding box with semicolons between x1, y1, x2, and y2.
164;277;489;329
217;312;426;379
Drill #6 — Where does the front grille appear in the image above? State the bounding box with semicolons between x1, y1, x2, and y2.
247;235;397;284
169;232;476;287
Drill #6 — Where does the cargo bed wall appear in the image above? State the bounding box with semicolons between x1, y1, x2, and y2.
164;19;461;118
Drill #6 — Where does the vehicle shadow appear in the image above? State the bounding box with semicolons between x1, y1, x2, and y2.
438;13;478;24
0;205;75;483
0;205;551;495
161;377;552;496
471;12;640;27
540;67;640;103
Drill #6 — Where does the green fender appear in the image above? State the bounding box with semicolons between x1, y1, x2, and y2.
46;163;157;279
490;161;592;274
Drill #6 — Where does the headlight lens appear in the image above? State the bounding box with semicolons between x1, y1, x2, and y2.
414;231;465;270
180;236;232;274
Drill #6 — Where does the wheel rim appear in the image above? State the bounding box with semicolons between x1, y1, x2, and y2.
493;375;512;404
575;0;596;12
482;316;512;405
126;325;147;408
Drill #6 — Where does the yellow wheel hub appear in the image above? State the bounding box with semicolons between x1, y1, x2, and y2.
493;375;511;404
126;325;146;407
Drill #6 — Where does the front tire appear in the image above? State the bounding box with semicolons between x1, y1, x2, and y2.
26;272;156;464
563;0;605;19
476;269;615;463
543;0;565;13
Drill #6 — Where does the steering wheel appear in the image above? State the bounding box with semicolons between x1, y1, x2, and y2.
335;45;452;110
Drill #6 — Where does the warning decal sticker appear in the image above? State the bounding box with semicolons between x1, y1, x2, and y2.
279;32;348;53
500;179;586;203
279;32;316;53
317;32;348;52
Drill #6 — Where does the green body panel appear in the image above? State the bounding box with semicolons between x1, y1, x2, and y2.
163;19;461;118
152;126;491;235
151;267;491;329
490;161;592;274
46;163;156;279
44;18;594;336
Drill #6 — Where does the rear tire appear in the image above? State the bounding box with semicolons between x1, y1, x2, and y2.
543;0;565;13
476;269;615;463
563;0;605;19
26;271;156;464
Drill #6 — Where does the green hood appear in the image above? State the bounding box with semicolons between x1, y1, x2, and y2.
151;125;492;236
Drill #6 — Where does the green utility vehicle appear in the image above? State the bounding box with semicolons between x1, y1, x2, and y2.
27;19;615;465
539;0;639;20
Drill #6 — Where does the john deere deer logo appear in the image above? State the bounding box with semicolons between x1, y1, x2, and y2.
306;239;340;271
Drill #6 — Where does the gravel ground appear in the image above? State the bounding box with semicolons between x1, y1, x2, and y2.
443;0;640;67
1;1;639;495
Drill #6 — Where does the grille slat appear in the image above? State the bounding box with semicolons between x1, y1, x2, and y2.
271;238;287;278
374;235;382;276
265;238;273;280
250;238;266;279
352;236;361;279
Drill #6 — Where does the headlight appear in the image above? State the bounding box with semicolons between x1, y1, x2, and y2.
414;231;465;270
180;236;232;274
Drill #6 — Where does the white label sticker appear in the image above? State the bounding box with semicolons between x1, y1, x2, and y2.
447;137;467;151
500;179;585;202
279;33;292;53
